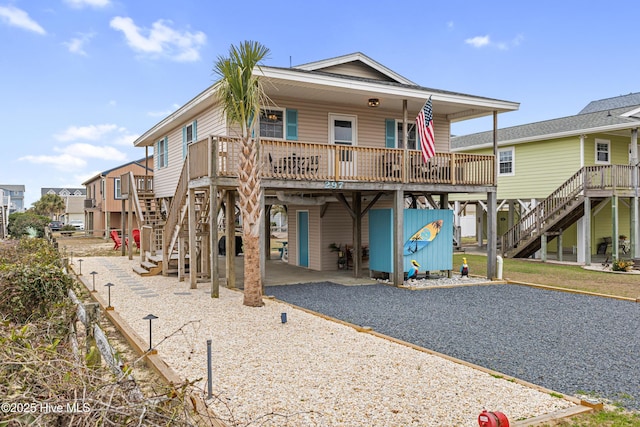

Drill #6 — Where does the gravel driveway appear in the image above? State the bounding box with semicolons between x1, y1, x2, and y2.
266;282;640;410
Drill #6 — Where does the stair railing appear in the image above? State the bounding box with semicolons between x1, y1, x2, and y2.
501;167;586;255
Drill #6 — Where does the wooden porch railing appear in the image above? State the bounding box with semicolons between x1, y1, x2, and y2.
501;164;640;256
187;136;495;186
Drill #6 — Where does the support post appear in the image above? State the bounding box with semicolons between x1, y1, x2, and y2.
210;185;219;298
353;191;362;278
225;191;236;289
189;188;197;289
486;191;497;279
584;196;591;266
541;233;547;262
392;189;404;286
612;194;619;260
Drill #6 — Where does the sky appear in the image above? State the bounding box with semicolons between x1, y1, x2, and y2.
2;0;640;207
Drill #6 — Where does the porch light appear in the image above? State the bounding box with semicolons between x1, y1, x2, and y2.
368;98;380;108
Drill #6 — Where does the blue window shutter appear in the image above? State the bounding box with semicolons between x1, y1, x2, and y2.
385;119;396;148
286;109;298;140
164;137;169;167
193;120;197;141
182;126;187;159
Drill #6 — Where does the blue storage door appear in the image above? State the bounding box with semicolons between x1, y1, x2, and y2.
297;211;309;267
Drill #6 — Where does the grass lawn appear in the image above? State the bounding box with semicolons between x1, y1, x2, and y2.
453;253;640;299
454;253;640;426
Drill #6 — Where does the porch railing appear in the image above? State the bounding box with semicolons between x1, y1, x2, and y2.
501;164;640;256
187;136;495;186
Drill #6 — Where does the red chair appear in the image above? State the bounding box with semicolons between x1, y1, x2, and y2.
132;229;140;251
110;230;123;250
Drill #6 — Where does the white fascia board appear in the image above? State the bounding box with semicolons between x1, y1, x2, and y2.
258;67;518;112
452;122;640;152
133;82;221;147
294;52;416;85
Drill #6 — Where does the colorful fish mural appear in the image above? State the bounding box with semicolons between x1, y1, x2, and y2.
403;220;443;255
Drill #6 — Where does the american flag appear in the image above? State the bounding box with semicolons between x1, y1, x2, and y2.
416;96;435;162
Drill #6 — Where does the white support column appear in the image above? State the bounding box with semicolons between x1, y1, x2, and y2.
541;233;547;262
486;191;497;279
584;197;591;266
612;194;619;260
632;128;639;258
393;189;404;286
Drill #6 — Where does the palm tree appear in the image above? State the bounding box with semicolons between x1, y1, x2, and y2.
213;41;270;307
32;194;66;220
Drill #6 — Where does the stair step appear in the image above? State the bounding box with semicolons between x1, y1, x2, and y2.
141;261;157;269
133;265;151;276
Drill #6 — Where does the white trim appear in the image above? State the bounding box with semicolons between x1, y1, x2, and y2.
259;107;285;140
595;138;610;164
497;146;515;176
294;52;416;85
329;113;358;146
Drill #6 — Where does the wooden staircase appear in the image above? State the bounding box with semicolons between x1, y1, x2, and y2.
500;166;628;258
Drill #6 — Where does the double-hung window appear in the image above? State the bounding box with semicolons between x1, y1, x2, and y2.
498;147;515;176
595;139;610;164
259;108;298;140
114;178;122;199
157;137;168;168
182;120;197;159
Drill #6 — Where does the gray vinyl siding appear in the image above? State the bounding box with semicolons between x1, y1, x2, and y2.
318;62;396;82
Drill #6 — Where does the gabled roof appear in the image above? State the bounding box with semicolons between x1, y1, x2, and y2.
133;52;519;148
0;185;25;192
81;157;153;186
294;52;417;85
41;188;86;196
578;92;640;114
451;105;640;150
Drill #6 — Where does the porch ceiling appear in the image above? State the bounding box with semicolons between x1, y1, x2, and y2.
259;67;519;121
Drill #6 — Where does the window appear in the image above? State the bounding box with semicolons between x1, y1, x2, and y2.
396;121;417;150
114;178;121;199
260;109;284;139
498;147;515;176
595;139;610;164
157;137;168;168
182;120;197;159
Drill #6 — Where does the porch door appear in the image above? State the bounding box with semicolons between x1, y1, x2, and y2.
297;211;309;267
330;114;357;177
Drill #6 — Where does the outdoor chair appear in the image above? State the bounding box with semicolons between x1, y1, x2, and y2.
132;229;141;251
110;230;123;250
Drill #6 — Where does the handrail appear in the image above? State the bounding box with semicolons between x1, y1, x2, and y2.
127;171;145;228
192;135;495;186
163;157;190;266
501;164;638;256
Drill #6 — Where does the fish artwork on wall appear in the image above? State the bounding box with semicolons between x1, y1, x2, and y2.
403;219;443;255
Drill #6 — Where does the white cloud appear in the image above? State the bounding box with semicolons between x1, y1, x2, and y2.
110;16;206;62
465;35;490;48
64;0;111;8
64;33;94;56
55;143;128;161
19;154;87;170
465;34;524;51
447;21;454;30
54;124;118;141
0;5;46;35
112;132;140;146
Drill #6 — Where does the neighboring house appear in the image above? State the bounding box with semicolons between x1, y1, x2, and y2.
41;187;86;224
132;52;519;285
82;157;153;237
0;184;25;214
452;92;640;264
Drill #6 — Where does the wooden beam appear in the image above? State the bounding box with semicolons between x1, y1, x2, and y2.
353;192;362;277
188;188;197;289
361;192;383;217
210;185;219;298
393;189;404;286
225;191;236;289
336;193;356;219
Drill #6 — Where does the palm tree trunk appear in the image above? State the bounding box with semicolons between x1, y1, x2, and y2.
238;136;264;307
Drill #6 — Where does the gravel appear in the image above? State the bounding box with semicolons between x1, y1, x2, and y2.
76;257;579;426
266;281;640;410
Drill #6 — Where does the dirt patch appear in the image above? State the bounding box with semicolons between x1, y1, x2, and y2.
54;234;121;257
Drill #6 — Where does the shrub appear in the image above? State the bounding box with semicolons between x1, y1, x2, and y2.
0;238;73;322
612;259;634;272
7;212;50;238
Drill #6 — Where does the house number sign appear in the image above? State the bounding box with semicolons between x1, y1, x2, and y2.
324;181;344;189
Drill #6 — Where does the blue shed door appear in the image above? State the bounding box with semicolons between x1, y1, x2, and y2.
297;211;309;267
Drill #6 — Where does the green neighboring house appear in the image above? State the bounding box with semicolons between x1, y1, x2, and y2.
451;93;640;264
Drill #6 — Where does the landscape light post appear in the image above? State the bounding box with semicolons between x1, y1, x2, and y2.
143;314;158;352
